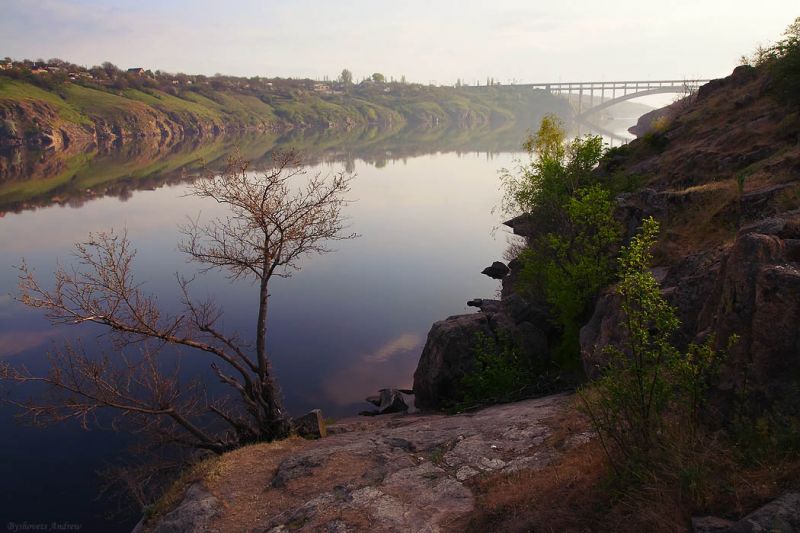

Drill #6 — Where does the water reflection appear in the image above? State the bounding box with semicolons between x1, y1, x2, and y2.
0;117;633;215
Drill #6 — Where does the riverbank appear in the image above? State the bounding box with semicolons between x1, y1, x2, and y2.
0;72;570;152
135;393;582;532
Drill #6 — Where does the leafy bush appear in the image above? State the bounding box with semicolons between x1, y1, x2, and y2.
580;218;730;475
500;115;604;224
519;185;621;368
460;332;534;406
744;17;800;104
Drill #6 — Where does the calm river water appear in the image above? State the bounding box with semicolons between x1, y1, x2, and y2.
0;121;633;530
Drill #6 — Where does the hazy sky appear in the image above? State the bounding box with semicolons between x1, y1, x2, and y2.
1;1;797;83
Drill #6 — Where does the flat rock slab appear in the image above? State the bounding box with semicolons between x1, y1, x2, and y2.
147;393;576;533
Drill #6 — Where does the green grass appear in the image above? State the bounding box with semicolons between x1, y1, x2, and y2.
0;79;90;125
124;89;224;123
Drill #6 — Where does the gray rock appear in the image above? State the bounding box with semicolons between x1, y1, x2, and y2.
413;313;495;409
148;394;574;533
149;483;221;533
692;516;736;533
579;291;625;379
361;388;417;416
728;492;800;532
271;455;325;488
294;409;327;439
696;493;800;533
376;388;410;414
692;516;735;533
503;213;536;237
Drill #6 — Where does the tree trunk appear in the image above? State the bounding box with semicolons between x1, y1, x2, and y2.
254;274;290;440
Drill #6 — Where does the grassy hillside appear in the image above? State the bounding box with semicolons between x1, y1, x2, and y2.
0;71;571;150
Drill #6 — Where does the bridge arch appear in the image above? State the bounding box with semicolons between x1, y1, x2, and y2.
516;79;711;119
576;86;693;118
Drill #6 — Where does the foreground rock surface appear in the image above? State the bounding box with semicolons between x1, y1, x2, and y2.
693;492;800;533
142;394;578;532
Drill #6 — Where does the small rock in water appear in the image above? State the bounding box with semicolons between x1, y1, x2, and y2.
361;388;417;415
481;261;510;280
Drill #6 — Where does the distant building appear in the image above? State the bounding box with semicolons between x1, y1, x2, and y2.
127;67;145;75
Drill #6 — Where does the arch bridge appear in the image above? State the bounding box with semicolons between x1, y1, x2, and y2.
522;79;711;119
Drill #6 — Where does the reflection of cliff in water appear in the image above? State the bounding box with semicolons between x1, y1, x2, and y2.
0;108;632;214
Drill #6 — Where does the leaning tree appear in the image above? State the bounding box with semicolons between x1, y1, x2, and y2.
1;151;356;454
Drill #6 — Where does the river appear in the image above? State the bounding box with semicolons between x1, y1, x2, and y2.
0;119;635;530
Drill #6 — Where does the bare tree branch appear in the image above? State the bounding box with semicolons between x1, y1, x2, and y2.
4;150;357;455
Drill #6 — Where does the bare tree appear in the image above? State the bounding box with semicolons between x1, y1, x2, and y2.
1;151;356;454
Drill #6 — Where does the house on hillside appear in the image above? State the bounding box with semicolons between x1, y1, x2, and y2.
127;67;145;75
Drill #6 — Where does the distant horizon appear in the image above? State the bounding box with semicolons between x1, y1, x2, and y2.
0;56;719;87
1;1;797;86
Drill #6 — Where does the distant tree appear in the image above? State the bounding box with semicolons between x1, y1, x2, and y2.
400;75;407;84
101;61;120;78
372;72;385;83
339;68;353;85
3;152;357;454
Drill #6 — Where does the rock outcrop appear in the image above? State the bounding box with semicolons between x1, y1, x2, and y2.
133;483;221;533
581;210;800;407
413;294;549;409
140;394;578;533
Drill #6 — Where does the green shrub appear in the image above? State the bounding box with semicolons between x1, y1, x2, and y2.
460;332;533;406
580;218;730;475
500;114;604;223
519;185;621;369
769;17;800;104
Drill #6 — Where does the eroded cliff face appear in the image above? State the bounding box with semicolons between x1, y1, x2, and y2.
0;96;259;152
0;99;94;150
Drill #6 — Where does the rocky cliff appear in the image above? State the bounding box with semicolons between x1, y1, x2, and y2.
413;63;800;412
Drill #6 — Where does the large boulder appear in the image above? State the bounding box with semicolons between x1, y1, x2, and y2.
413;294;548;410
